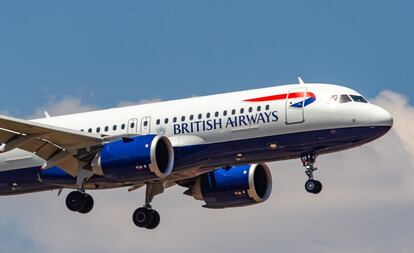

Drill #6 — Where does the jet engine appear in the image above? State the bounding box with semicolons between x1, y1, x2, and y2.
185;163;272;209
93;135;174;180
40;135;174;185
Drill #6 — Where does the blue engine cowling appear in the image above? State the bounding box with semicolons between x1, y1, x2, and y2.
40;135;174;185
189;164;272;209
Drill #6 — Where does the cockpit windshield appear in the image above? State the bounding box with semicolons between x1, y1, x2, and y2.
329;94;368;104
350;95;368;103
338;95;352;104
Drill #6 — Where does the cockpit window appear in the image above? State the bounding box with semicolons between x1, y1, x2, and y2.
350;95;368;103
338;94;352;104
329;95;338;102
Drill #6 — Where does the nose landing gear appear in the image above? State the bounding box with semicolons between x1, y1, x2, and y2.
301;153;322;194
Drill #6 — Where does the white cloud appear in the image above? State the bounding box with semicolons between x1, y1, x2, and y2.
0;90;413;253
117;98;162;107
30;97;97;119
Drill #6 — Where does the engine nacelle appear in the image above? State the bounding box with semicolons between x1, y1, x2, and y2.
188;164;272;209
92;135;174;180
40;135;174;185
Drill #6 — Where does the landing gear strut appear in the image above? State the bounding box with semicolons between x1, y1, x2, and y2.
65;168;94;214
132;183;163;230
301;153;322;194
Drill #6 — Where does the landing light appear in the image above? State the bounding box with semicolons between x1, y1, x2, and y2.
269;143;278;149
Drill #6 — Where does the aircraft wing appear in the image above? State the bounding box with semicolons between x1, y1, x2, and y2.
0;115;104;176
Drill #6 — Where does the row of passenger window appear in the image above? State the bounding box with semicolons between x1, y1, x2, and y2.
81;122;134;133
81;104;272;133
155;104;271;125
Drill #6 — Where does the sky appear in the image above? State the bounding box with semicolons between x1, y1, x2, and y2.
0;1;413;252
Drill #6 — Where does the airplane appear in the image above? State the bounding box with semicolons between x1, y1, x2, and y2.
0;79;393;230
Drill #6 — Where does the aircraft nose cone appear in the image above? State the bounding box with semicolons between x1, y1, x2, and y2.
374;106;393;127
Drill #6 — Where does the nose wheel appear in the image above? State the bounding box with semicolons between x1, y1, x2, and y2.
305;179;322;194
301;153;323;194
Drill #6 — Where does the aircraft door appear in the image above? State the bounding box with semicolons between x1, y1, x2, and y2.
140;116;151;134
127;118;139;134
285;87;306;124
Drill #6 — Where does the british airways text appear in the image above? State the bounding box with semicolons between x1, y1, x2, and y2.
173;111;279;135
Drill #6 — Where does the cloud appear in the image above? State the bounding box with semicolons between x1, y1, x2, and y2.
0;90;413;253
117;98;162;107
29;96;97;119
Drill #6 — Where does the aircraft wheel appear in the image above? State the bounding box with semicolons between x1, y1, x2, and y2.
78;194;94;214
66;191;87;212
305;179;322;194
145;209;160;230
312;180;322;194
132;207;153;228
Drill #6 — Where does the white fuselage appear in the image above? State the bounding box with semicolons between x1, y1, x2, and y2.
0;83;393;193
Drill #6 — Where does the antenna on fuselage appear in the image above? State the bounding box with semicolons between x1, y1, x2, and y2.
44;111;51;118
298;77;305;85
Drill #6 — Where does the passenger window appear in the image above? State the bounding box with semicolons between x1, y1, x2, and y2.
144;121;149;127
164;118;169;124
104;126;109;132
88;128;92;133
265;105;270;110
198;114;202;120
190;115;194;120
173;117;177;123
248;107;253;113
156;119;160;125
113;125;117;131
96;127;101;133
231;109;236;115
350;95;368;103
181;116;185;122
240;108;244;114
206;113;211;118
130;122;135;128
80;129;84;132
223;110;228;116
215;111;219;117
121;124;125;130
257;106;261;112
339;95;352;104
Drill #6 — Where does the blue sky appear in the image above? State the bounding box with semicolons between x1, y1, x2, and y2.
0;0;413;117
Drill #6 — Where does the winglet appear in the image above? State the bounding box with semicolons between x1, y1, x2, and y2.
298;77;305;85
44;111;51;118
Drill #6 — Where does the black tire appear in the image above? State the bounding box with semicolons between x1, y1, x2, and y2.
313;180;322;194
66;191;86;212
78;194;94;214
305;179;317;193
146;210;160;230
132;207;153;228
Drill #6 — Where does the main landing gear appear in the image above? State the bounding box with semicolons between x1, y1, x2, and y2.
65;168;94;214
132;183;163;230
301;153;322;194
66;190;94;214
